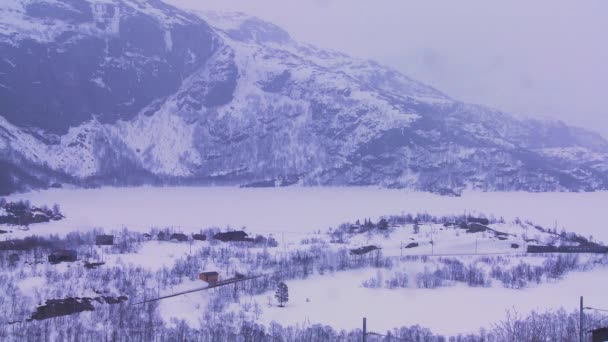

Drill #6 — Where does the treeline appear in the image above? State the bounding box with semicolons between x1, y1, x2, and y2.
363;254;608;290
0;199;63;226
334;212;595;248
336;213;501;233
1;306;605;342
1;226;606;342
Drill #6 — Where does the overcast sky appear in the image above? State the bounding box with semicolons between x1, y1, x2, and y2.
167;0;608;138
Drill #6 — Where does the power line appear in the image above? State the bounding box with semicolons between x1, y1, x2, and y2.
131;274;264;305
585;307;608;313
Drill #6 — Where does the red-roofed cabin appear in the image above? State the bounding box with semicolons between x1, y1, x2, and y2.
199;271;219;284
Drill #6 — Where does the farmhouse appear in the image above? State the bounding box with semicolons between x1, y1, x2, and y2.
199;271;219;284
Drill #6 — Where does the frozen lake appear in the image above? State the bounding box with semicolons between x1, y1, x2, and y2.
4;186;608;242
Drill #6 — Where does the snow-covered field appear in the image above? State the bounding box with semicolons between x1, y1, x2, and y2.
252;267;608;336
2;186;608;337
4;186;608;241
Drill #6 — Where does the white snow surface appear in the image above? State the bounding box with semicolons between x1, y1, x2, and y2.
3;186;608;335
252;267;608;336
3;187;608;242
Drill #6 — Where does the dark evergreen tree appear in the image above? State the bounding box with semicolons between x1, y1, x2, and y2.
378;218;389;230
275;282;289;307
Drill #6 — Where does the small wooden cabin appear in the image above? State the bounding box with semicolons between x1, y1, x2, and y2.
96;235;114;246
199;271;219;284
48;250;77;264
192;233;207;241
214;231;251;242
170;233;188;242
349;245;380;256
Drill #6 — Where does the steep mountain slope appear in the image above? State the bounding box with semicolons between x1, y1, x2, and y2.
1;0;608;194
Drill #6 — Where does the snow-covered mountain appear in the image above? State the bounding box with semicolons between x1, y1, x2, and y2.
1;0;608;195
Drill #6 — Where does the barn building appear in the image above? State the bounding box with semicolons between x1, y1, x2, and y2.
199;271;219;284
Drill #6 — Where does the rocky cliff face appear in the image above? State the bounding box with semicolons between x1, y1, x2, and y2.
1;1;607;195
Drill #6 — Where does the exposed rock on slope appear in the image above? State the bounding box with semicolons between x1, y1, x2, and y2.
1;1;607;194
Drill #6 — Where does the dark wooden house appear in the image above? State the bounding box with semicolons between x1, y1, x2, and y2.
95;235;114;246
467;217;490;225
8;253;20;265
592;327;608;342
463;223;488;233
404;242;419;249
192;233;207;241
48;250;77;264
349;245;380;256
199;271;219;284
31;298;94;321
527;245;608;254
170;233;188;242
214;231;252;242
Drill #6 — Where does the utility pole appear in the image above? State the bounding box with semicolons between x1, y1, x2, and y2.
282;232;286;256
400;241;403;258
580;296;584;342
362;317;367;342
431;226;434;255
475;238;478;254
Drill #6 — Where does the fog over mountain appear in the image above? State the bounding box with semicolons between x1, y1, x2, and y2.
168;0;608;139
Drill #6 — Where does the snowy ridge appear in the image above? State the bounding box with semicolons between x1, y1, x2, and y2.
1;1;608;194
0;0;199;43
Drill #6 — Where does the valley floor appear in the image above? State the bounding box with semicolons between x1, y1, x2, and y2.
1;186;607;339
